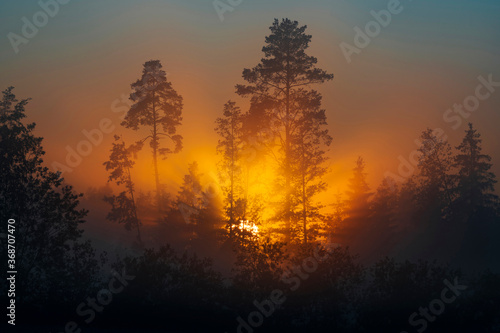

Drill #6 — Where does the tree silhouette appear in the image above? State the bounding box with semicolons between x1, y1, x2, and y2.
236;18;333;241
103;135;142;245
371;176;398;225
172;162;224;249
329;192;347;239
215;101;244;238
115;245;225;331
237;100;275;238
416;129;454;220
453;123;499;219
346;156;372;216
233;239;288;295
121;60;183;210
333;157;373;259
291;89;332;243
0;87;91;303
193;185;223;254
176;162;204;227
369;176;399;258
451;124;500;269
395;177;418;227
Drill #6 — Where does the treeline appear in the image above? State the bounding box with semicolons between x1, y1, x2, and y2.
95;18;499;264
100;243;500;332
96;19;335;249
1;17;500;332
1;64;499;333
333;126;500;270
0;87;106;323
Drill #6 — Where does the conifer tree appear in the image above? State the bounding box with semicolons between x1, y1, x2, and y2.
215;101;244;237
103;135;142;245
416;129;454;218
176;162;204;226
0;87;90;302
121;60;183;209
453;123;499;218
291;90;332;243
236;18;333;240
346;156;372;216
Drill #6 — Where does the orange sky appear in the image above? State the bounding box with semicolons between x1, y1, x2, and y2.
1;0;499;212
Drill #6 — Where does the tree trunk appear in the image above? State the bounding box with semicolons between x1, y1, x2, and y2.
302;145;307;244
230;117;235;237
284;54;291;243
127;168;142;245
152;91;161;211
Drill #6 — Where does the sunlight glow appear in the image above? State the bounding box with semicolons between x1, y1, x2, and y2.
238;220;259;236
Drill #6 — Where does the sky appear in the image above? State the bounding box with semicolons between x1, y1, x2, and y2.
1;0;499;201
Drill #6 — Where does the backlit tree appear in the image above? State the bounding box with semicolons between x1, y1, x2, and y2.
121;60;183;209
103;135;142;245
215;101;244;237
453;123;499;219
236;18;333;241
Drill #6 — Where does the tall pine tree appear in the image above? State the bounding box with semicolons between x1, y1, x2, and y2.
121;60;183;210
236;18;333;241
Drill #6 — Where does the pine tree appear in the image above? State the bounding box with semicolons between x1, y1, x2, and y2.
236;18;333;241
121;60;183;210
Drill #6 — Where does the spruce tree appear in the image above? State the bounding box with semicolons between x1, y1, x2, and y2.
453;123;499;218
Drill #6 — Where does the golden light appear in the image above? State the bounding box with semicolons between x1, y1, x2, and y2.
238;220;259;237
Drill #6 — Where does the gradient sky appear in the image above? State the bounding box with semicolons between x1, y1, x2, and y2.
1;0;499;198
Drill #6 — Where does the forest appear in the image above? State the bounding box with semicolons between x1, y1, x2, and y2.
1;18;500;333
